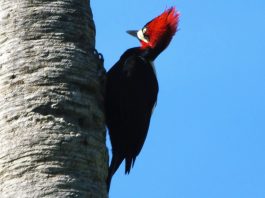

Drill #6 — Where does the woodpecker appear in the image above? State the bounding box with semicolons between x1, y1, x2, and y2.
105;7;179;191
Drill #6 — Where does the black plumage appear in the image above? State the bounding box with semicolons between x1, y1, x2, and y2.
105;48;158;190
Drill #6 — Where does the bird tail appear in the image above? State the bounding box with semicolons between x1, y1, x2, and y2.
125;156;136;174
106;154;124;192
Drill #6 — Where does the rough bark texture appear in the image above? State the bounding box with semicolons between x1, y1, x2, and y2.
0;0;108;197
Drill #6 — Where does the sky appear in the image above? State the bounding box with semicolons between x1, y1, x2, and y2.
91;1;265;197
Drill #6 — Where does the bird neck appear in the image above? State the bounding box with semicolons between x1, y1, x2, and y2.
140;36;171;61
140;45;163;61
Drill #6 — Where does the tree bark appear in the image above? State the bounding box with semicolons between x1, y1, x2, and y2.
0;0;108;197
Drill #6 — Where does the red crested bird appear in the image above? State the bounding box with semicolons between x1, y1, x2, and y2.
105;7;179;191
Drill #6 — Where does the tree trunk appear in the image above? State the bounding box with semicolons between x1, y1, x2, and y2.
0;0;108;197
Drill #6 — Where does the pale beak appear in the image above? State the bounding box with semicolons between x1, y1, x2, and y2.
126;30;138;38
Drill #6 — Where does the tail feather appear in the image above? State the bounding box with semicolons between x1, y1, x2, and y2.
106;154;124;192
125;156;136;174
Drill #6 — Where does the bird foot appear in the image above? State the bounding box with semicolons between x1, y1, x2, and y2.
93;48;104;64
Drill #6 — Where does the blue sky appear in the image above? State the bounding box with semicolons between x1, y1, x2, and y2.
92;1;265;197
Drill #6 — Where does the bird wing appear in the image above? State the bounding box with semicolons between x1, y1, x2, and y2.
105;54;158;175
120;55;159;154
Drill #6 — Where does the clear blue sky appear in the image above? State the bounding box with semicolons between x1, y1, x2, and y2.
91;1;265;197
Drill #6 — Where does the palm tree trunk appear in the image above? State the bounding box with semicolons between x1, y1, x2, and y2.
0;0;108;197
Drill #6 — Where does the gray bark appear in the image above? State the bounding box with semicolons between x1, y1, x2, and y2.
0;0;108;197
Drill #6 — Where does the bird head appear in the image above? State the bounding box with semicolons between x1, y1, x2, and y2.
127;7;179;50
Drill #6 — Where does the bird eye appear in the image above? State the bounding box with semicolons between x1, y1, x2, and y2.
142;27;147;34
144;34;150;42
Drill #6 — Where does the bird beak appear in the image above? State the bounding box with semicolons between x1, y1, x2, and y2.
126;30;138;38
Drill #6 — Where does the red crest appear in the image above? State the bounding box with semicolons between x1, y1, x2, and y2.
141;7;180;49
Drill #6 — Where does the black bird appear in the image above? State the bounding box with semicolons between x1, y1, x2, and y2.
105;7;180;191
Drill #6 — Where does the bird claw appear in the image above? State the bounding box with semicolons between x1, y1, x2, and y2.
93;48;104;64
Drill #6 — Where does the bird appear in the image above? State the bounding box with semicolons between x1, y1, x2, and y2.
105;7;180;191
